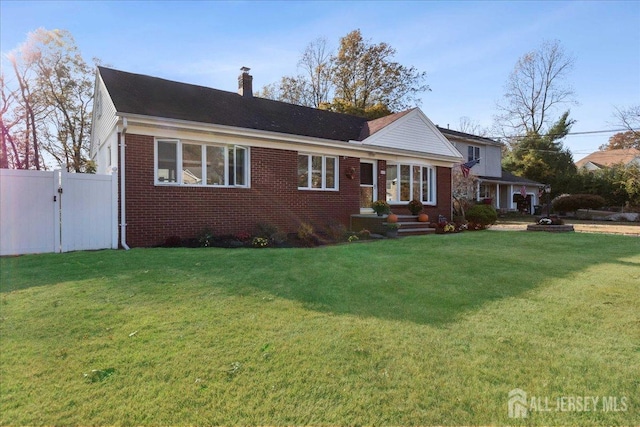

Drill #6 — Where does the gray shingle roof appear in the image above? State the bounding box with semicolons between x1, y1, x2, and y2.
479;169;542;186
99;67;369;142
437;127;502;146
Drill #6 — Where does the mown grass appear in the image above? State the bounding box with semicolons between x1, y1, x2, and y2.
1;232;638;425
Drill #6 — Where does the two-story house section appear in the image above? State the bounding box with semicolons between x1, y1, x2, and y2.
438;127;543;214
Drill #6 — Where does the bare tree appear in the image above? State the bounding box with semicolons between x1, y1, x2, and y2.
0;73;23;169
7;51;42;170
613;104;640;138
299;37;333;108
256;38;332;109
4;28;95;172
258;29;429;118
458;116;488;136
495;40;575;136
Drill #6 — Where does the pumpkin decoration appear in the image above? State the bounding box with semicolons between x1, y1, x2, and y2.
387;213;398;223
418;213;429;222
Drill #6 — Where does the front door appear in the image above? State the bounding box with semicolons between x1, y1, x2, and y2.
360;161;377;212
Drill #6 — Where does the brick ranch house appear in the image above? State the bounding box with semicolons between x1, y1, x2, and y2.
90;67;463;248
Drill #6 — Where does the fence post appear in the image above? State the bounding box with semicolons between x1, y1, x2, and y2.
57;170;65;253
111;170;118;249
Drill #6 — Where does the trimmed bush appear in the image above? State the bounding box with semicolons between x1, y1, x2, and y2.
552;194;606;213
465;204;498;229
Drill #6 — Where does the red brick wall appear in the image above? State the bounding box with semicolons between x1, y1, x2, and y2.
122;134;361;247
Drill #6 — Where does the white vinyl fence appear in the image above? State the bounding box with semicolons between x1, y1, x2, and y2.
0;169;117;256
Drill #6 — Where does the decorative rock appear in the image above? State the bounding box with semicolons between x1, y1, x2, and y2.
527;224;575;232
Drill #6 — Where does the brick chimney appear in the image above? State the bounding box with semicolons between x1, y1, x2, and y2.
238;66;253;97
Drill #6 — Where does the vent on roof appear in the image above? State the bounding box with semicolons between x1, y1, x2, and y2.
238;66;253;98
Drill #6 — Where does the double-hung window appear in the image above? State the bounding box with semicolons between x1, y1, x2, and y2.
156;139;249;187
468;145;481;163
386;163;436;205
298;154;338;190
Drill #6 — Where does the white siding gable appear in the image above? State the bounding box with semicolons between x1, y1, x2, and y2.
90;71;119;174
359;109;462;160
453;140;502;178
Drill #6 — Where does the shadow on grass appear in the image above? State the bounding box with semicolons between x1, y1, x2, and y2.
2;232;639;326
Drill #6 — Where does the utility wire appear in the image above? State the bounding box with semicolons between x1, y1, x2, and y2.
484;128;638;141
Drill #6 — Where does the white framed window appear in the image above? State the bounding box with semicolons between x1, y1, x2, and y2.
155;139;249;187
386;163;436;205
468;145;481;163
298;154;338;191
479;184;491;199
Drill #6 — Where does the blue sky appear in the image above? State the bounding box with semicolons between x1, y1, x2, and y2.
1;0;639;160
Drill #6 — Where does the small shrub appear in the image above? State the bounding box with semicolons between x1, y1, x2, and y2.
197;228;214;247
407;199;424;215
326;221;348;242
164;235;182;247
297;222;315;241
271;231;288;245
255;222;279;239
552;194;606;213
357;229;371;239
252;237;269;248
465;204;498;229
235;231;252;242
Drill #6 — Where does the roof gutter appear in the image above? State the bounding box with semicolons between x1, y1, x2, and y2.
119;117;130;250
118;113;464;164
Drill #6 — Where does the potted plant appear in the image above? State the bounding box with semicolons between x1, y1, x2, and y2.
371;200;390;216
407;199;424;215
385;222;401;238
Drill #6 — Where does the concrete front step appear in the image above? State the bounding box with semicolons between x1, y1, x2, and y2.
399;227;436;236
383;221;432;229
351;214;433;236
383;221;434;236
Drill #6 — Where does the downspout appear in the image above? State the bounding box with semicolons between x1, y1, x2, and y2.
119;117;130;250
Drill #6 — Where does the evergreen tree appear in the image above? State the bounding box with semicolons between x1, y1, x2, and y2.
503;112;576;195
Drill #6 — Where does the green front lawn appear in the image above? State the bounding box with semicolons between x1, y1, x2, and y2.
1;232;638;425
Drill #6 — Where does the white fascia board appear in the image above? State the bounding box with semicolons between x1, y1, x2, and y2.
444;133;503;147
118;113;463;166
479;177;542;186
89;70;101;158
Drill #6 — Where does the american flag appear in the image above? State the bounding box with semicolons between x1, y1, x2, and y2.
460;159;480;178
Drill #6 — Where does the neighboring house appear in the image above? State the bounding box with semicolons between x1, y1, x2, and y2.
575;148;640;171
437;127;543;214
90;67;463;247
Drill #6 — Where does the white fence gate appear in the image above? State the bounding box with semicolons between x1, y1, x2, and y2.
0;169;117;256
